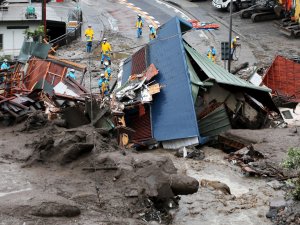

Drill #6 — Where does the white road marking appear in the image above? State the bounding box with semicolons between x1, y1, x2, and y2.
199;31;208;39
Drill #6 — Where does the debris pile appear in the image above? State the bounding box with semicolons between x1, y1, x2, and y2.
110;63;161;147
0;43;90;127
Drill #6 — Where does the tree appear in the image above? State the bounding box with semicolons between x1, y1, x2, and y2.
282;147;300;200
24;25;45;42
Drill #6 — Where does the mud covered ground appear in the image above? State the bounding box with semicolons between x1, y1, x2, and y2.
1;2;300;224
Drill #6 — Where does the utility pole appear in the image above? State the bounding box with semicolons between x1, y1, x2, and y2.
42;0;47;37
228;0;233;73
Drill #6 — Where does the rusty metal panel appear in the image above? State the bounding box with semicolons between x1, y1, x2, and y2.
125;105;152;143
46;63;65;86
131;46;147;75
24;57;67;90
263;55;300;102
24;58;50;90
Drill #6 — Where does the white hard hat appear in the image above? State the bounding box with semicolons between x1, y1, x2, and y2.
137;14;141;17
88;24;92;27
70;69;75;72
100;73;105;77
149;25;153;28
104;61;109;66
3;59;8;62
236;36;240;39
103;38;107;41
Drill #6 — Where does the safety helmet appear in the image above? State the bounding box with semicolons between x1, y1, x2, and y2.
88;24;92;27
137;14;141;17
3;59;8;62
149;25;153;28
104;61;109;66
236;36;240;39
100;73;105;77
103;38;107;42
70;69;75;72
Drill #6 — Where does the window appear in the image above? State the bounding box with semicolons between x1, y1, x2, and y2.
0;34;3;50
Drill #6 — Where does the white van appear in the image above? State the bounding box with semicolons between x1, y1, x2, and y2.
212;0;254;12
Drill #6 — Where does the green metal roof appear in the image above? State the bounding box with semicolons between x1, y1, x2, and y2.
184;42;271;93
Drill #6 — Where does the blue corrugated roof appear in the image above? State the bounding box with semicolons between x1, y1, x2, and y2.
120;16;202;143
149;17;200;142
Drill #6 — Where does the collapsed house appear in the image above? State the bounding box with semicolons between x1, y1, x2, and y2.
117;16;277;149
0;41;89;127
262;55;300;126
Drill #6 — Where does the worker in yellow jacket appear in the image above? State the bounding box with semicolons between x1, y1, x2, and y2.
231;36;240;60
100;38;113;65
84;24;94;53
136;14;143;38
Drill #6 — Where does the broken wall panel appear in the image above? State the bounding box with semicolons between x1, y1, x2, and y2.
263;55;300;102
198;104;232;137
125;105;152;143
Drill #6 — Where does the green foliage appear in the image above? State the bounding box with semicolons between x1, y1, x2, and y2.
283;147;300;200
282;148;300;170
24;25;45;42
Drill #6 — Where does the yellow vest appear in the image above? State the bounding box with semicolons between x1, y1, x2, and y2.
85;28;94;38
136;20;143;28
101;42;112;55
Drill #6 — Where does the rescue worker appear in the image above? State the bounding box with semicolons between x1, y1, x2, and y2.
231;36;240;60
104;61;112;81
98;73;109;96
0;59;10;84
207;45;217;63
149;25;156;40
66;68;76;79
1;59;10;70
136;14;143;38
100;38;112;66
85;24;94;53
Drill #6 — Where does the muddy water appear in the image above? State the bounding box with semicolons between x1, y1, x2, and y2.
0;163;32;198
159;147;281;225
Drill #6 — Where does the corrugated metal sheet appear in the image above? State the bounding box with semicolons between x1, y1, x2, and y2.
125;106;152;142
149;17;200;142
184;42;271;92
198;104;232;137
18;42;51;62
262;55;300;102
131;46;147;74
121;57;132;84
23;57;66;90
186;55;203;103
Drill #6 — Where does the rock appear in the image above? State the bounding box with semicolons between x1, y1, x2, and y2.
61;143;94;164
186;149;205;160
266;197;286;219
0;191;80;218
31;202;80;217
170;174;199;195
200;179;231;195
267;180;284;190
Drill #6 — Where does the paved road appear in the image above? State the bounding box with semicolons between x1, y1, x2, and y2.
124;0;256;68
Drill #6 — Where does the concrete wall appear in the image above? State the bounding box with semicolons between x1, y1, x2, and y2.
0;21;39;59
